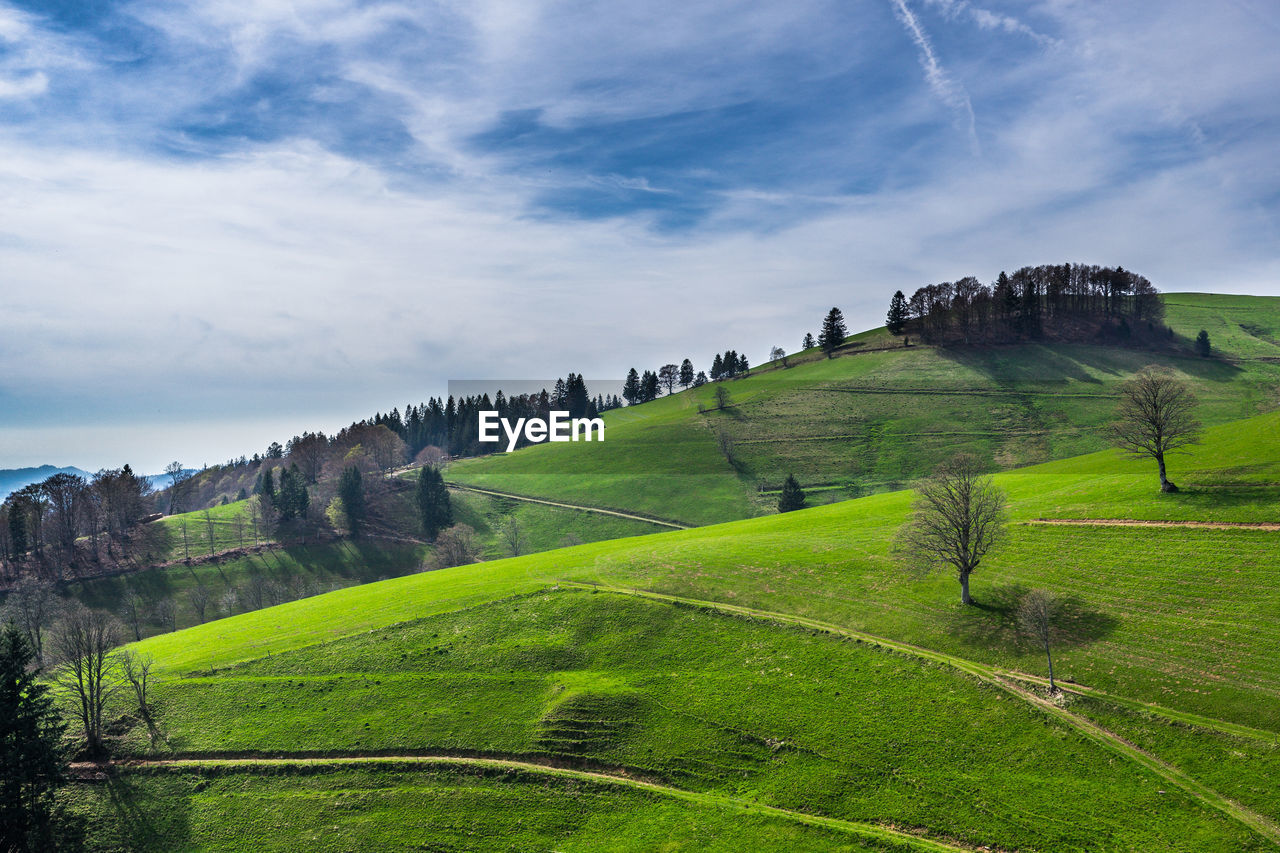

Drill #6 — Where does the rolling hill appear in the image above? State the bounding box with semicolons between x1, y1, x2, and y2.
445;293;1280;525
63;405;1280;851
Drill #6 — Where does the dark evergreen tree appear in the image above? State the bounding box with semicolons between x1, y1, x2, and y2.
710;353;724;380
679;358;694;388
1195;329;1211;357
693;371;708;387
266;441;284;459
0;623;69;851
7;497;28;556
886;290;909;334
802;332;815;350
817;308;847;358
275;465;309;522
640;370;660;403
622;368;641;406
416;466;453;541
777;474;806;513
337;466;365;537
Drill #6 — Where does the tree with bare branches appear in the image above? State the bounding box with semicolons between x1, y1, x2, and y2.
1018;589;1060;691
897;454;1007;605
1110;366;1202;492
49;605;122;756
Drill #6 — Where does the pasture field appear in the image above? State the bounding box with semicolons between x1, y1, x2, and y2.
114;590;1270;851
65;764;914;853
447;294;1280;524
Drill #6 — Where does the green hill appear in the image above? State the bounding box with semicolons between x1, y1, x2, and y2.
445;293;1280;525
64;407;1280;851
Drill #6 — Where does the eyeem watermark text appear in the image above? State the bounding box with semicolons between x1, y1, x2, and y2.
478;411;605;452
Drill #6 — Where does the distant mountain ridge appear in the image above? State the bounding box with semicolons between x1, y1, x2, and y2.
0;465;92;501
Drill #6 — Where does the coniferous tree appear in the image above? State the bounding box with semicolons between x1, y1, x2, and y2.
622;369;641;406
802;332;815;350
679;359;694;388
886;290;909;335
275;465;310;521
0;624;69;851
817;308;847;358
693;371;708;387
777;474;806;513
337;466;365;537
737;353;749;374
1195;330;1211;357
416;466;453;541
710;353;724;380
640;370;659;403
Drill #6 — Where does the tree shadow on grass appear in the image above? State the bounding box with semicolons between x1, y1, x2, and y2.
945;582;1120;654
99;772;193;851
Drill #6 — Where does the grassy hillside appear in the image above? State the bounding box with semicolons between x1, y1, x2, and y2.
71;407;1280;850
447;293;1280;525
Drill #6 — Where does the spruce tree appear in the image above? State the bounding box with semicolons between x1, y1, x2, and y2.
0;623;69;851
802;332;815;350
711;353;724;380
416;466;453;541
679;359;694;388
737;353;749;374
777;474;806;513
886;290;909;335
622;368;641;405
1195;329;1211;357
817;308;847;358
337;466;365;537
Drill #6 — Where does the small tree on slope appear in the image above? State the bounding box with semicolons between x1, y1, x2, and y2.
777;474;806;513
1109;366;1202;493
896;455;1007;606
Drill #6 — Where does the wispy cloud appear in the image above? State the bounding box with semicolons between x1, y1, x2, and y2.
887;0;979;153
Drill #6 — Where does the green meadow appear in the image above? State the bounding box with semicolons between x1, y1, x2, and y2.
51;294;1280;850
446;293;1280;524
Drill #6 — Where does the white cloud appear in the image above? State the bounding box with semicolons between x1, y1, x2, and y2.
0;71;45;98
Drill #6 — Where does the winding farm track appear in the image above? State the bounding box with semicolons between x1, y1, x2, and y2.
1028;518;1280;531
76;754;974;852
444;482;691;530
564;584;1280;846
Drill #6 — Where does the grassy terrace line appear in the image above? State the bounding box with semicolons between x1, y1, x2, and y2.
85;755;974;853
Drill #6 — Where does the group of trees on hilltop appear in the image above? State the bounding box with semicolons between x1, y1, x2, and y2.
1;467;154;579
885;263;1165;344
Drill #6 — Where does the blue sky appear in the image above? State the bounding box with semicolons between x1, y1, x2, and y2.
1;0;1278;471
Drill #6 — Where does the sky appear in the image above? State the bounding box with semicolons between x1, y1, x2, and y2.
1;0;1278;472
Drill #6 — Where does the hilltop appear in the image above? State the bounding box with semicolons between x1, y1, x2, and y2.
445;293;1280;525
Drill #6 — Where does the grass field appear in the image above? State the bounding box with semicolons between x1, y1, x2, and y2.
446;294;1280;525
60;294;1280;850
109;590;1271;851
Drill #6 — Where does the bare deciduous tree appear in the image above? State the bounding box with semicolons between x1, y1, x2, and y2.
119;649;154;720
433;524;479;569
897;454;1007;605
499;516;527;557
1110;366;1202;492
119;586;145;642
50;605;122;756
188;584;210;623
203;509;217;556
164;462;193;514
1017;589;1060;691
151;596;177;633
2;575;58;665
769;345;788;367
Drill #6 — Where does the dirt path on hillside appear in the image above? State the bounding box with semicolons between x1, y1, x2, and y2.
72;753;974;852
445;482;690;530
564;583;1280;846
1028;518;1280;531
